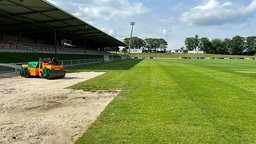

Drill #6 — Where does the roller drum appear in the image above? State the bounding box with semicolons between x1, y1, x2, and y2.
47;70;66;79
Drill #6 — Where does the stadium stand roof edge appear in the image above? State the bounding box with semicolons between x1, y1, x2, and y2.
0;0;126;49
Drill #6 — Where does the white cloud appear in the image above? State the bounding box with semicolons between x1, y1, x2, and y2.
47;0;150;22
194;0;218;10
221;2;232;7
179;0;256;26
161;28;167;36
161;28;172;37
46;0;150;37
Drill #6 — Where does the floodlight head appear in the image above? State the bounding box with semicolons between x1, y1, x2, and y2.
130;22;135;26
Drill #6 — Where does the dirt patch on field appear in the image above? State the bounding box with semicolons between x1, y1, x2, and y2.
0;72;119;144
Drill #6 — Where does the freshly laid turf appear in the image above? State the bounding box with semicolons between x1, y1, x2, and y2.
70;59;256;143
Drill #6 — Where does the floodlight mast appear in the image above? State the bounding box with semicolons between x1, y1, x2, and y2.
128;22;135;53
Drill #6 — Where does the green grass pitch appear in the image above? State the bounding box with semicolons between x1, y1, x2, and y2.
67;59;256;143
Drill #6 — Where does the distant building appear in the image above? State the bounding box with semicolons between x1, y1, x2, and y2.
129;49;143;53
188;50;204;54
169;49;183;53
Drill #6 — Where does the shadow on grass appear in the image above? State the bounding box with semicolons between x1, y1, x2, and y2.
66;59;143;72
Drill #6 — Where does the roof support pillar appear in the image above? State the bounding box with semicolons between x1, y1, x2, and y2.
18;32;22;42
84;39;87;53
54;29;57;54
0;33;3;41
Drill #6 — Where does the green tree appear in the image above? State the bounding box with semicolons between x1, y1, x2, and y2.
133;37;146;49
223;38;232;54
158;38;168;53
145;38;156;52
194;34;200;50
183;35;256;55
123;37;145;49
144;38;168;53
123;38;129;47
185;37;195;50
211;38;227;54
199;37;212;53
230;36;245;55
246;36;256;55
185;35;199;50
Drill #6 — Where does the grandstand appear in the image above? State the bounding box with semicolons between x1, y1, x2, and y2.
0;0;126;55
0;40;108;55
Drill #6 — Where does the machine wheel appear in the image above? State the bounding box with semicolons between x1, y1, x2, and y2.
20;68;24;77
20;67;30;78
41;68;50;79
24;69;30;78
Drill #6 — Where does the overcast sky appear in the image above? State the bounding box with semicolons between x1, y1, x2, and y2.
46;0;256;50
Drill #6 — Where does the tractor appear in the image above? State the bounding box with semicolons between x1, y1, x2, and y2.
20;57;66;79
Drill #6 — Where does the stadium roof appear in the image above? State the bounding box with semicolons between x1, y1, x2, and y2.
0;0;126;48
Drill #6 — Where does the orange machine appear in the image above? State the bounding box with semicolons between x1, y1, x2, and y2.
20;57;66;79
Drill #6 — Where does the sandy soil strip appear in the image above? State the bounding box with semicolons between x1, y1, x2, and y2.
0;72;119;144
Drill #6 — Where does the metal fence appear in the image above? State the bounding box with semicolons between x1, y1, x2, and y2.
62;58;104;67
0;63;18;77
0;65;15;73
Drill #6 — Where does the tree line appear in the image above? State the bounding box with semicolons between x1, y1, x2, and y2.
123;37;168;53
185;35;256;55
